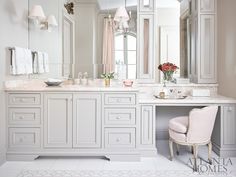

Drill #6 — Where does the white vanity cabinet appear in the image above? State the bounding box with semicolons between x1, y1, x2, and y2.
6;90;139;161
73;93;101;148
189;0;217;84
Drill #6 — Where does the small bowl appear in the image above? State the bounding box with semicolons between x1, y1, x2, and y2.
123;80;134;87
45;81;62;87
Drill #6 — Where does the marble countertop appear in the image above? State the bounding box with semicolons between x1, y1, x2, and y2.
4;80;236;104
139;95;236;104
4;83;139;92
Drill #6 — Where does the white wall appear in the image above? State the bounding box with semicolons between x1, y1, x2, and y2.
0;0;29;165
218;0;236;98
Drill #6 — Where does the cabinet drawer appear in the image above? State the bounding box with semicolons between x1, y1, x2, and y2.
105;128;135;148
8;93;41;105
9;128;40;149
8;108;41;125
104;108;136;125
104;94;136;105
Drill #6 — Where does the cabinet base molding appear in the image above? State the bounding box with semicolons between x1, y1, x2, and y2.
7;154;39;161
0;151;6;165
213;143;236;158
106;154;141;162
140;149;157;157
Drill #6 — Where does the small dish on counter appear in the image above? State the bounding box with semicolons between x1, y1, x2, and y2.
45;78;62;87
154;95;187;100
123;80;134;87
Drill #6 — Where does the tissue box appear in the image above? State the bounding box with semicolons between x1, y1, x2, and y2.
191;89;210;97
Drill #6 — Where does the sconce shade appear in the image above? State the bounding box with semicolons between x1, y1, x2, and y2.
47;15;58;27
114;7;130;22
29;5;46;20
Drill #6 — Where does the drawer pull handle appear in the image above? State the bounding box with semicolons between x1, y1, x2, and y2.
19;116;24;120
116;117;121;120
19;138;23;143
116;138;120;142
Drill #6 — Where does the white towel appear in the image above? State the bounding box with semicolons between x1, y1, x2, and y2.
34;51;45;74
11;47;32;75
43;52;49;73
24;48;33;74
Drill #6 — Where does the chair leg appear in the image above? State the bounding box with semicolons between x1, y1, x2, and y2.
193;145;198;172
176;144;180;155
190;146;194;154
208;141;212;165
169;139;174;161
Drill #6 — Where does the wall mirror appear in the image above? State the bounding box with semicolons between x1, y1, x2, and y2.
28;0;191;83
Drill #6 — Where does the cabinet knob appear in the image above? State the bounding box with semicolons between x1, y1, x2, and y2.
19;138;23;143
116;138;120;142
19;116;23;120
116;116;121;120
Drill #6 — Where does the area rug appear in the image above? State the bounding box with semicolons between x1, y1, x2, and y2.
17;170;236;177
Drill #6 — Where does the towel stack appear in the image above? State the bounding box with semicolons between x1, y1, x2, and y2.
11;47;33;75
33;51;49;74
11;47;50;75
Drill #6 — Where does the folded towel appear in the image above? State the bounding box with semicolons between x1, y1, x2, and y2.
24;48;33;74
11;47;33;75
34;51;45;74
43;52;49;73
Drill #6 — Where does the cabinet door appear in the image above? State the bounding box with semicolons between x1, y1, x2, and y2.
137;14;155;83
73;93;101;148
200;0;215;13
44;94;72;148
140;105;155;147
199;15;216;83
222;106;236;147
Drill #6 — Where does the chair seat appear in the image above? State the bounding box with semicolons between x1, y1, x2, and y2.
169;116;189;134
169;129;187;143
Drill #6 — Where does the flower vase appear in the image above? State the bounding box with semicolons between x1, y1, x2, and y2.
163;72;173;87
104;79;110;87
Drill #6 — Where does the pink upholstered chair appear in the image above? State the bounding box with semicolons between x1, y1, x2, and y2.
168;106;218;171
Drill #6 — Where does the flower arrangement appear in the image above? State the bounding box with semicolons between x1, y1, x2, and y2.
158;62;179;84
101;72;115;87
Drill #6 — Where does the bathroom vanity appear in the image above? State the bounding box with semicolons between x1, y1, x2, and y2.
5;82;236;161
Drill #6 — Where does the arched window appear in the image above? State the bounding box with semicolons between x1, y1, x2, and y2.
114;32;137;79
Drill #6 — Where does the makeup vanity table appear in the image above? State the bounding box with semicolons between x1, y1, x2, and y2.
4;82;236;161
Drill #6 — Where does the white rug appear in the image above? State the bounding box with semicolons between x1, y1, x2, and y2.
17;170;236;177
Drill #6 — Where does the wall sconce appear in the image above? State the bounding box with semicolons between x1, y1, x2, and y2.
29;5;58;32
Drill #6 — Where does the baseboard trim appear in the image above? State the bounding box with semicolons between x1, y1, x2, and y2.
0;151;6;166
140;148;158;157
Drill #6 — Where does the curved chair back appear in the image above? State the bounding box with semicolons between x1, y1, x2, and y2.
187;106;218;143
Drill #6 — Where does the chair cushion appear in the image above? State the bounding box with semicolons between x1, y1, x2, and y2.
169;116;189;134
169;129;187;143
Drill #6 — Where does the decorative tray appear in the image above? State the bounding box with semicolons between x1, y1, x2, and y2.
154;95;187;100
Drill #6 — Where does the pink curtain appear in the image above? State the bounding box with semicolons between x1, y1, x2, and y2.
102;18;115;73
